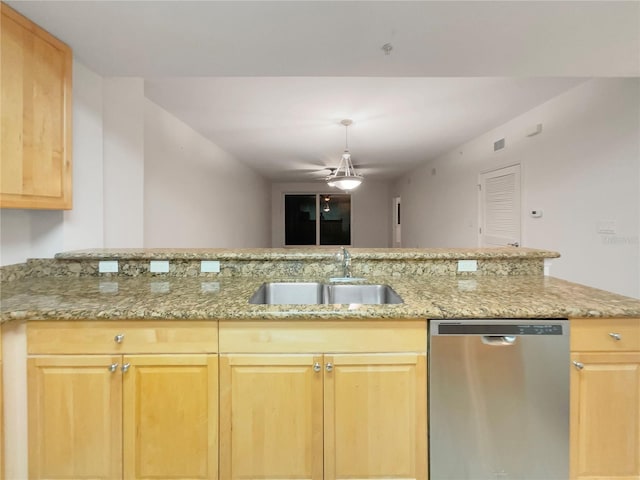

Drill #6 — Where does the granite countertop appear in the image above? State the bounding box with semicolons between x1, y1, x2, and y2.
55;247;561;261
2;274;639;323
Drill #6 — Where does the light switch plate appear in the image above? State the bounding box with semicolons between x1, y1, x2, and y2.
99;260;118;273
458;259;478;272
201;260;220;273
150;260;170;273
597;220;616;234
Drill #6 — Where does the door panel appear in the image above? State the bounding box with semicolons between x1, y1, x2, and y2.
219;354;323;480
28;355;122;480
122;354;218;480
1;3;72;209
324;353;427;480
479;164;521;247
570;352;640;479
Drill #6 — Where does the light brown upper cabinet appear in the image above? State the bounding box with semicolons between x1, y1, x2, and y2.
1;2;72;210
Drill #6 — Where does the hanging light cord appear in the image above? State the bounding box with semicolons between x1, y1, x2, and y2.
344;123;349;151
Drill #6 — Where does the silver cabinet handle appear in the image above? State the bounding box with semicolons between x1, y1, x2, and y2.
609;332;622;341
326;363;333;372
572;361;584;370
114;334;124;344
121;363;131;373
108;363;118;373
313;362;321;373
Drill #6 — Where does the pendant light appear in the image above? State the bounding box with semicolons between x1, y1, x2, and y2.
327;119;363;191
323;196;331;212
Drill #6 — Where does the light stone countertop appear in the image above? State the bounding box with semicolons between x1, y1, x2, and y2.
2;274;639;323
55;247;561;261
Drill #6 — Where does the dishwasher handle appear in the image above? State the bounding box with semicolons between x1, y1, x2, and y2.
481;335;517;346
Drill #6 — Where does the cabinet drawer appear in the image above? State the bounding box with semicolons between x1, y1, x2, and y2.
571;318;640;352
27;321;218;354
219;319;427;353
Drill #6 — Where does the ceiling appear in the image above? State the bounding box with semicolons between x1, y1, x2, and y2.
8;1;639;182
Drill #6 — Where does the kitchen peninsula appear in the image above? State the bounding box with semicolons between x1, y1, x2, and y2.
1;247;639;480
3;247;640;321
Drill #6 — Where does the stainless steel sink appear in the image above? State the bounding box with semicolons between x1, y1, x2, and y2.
249;282;403;305
248;282;324;305
324;284;403;304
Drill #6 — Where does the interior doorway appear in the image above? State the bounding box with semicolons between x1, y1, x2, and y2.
392;196;401;247
478;164;521;247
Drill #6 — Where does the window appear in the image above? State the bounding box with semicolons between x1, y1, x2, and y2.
284;194;351;246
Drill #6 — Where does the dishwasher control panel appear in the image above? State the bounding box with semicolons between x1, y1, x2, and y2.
431;318;569;336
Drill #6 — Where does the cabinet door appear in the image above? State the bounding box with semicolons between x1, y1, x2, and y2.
219;354;323;480
28;355;122;480
122;354;218;480
0;3;72;210
0;328;3;480
324;353;427;480
571;352;640;480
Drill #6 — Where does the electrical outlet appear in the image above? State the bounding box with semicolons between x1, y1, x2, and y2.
98;260;118;273
150;260;170;273
544;259;552;276
457;279;477;291
99;281;118;293
458;260;478;272
201;260;220;273
150;282;170;293
201;282;220;293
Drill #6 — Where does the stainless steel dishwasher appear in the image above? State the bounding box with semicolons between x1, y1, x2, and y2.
429;319;569;480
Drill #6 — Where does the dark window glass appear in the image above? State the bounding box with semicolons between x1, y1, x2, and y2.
284;194;351;246
320;194;350;245
285;195;316;245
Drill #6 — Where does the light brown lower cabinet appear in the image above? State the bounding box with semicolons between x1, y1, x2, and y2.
570;318;640;480
324;353;427;480
26;320;219;480
28;354;218;480
218;319;428;480
219;352;427;480
15;316;640;480
0;326;3;480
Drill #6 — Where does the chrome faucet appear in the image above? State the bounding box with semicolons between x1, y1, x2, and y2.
340;247;352;278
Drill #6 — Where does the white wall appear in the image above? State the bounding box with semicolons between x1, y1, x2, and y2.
0;66;272;264
395;79;640;298
63;61;104;252
103;78;145;247
0;60;104;266
271;180;391;248
144;100;271;247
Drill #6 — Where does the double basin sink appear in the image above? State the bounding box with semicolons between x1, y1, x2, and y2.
249;281;403;305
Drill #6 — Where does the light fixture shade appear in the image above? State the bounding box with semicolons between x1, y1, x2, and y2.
331;176;363;191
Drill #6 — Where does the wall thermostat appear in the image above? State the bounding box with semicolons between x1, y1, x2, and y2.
530;210;543;218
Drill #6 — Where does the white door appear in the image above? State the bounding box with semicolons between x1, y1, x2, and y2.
479;165;521;247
